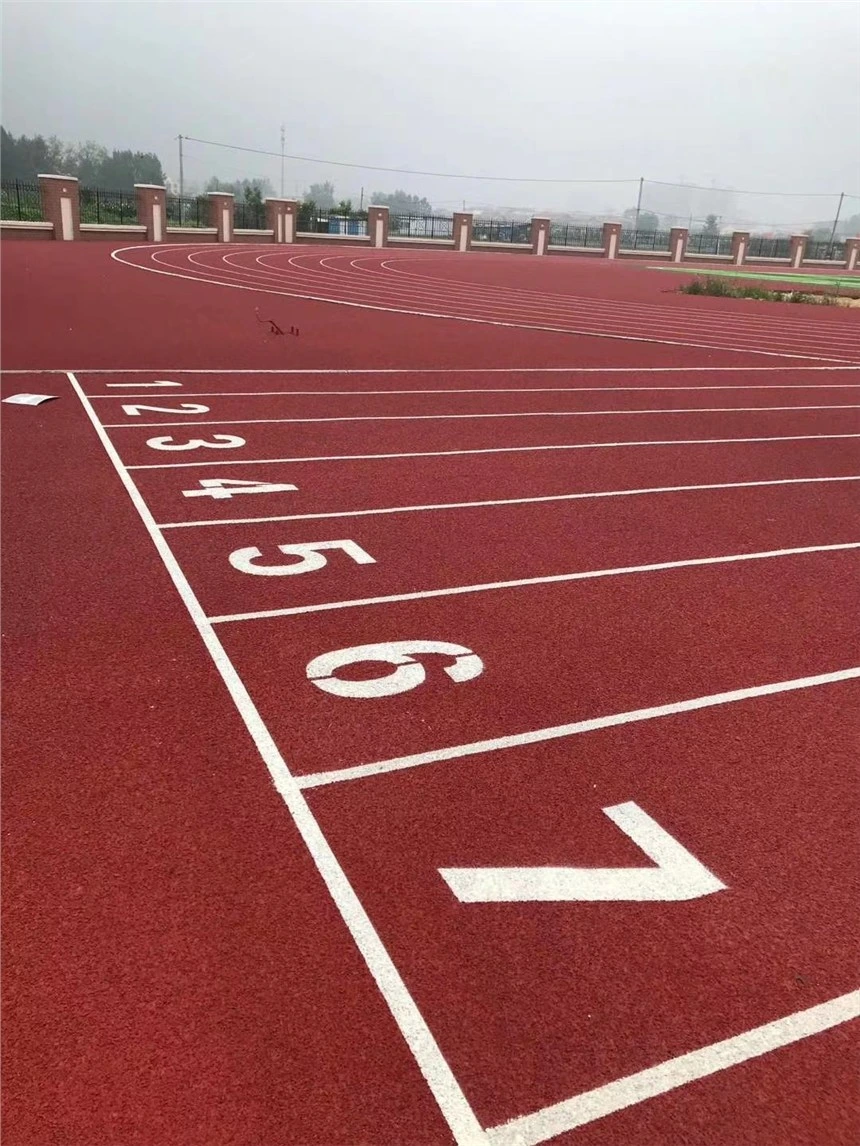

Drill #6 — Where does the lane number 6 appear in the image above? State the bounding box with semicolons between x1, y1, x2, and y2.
306;640;484;699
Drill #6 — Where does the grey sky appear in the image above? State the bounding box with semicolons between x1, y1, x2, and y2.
2;0;859;225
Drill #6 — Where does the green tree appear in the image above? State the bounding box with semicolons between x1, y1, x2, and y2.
335;198;354;215
702;214;720;234
308;181;335;208
622;206;660;231
370;189;432;214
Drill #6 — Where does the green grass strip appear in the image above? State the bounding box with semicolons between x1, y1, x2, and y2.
651;265;858;289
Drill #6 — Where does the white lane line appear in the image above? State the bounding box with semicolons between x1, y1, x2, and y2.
65;372;488;1146
191;247;860;354
126;432;860;470
295;666;860;789
207;542;860;624
103;404;860;428
25;365;859;375
486;990;860;1146
90;384;860;398
108;246;853;364
158;476;860;530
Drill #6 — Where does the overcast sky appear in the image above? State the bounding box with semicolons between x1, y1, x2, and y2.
2;0;859;223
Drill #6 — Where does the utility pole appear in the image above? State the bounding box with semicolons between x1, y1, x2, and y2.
280;124;285;198
826;191;844;259
178;134;184;199
359;186;364;211
633;176;644;233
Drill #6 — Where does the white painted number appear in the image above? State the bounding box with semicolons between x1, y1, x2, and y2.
439;802;727;903
230;539;375;576
307;640;484;699
182;477;298;500
122;403;210;416
146;434;245;451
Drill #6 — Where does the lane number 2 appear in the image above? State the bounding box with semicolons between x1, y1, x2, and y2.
230;539;375;576
122;403;210;416
306;640;484;699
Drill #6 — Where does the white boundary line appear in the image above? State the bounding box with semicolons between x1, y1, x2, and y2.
90;384;860;398
126;432;860;470
486;990;860;1146
65;371;489;1145
206;542;860;624
65;368;860;1143
108;244;856;364
295;666;860;789
102;403;860;428
158;476;860;530
7;366;860;375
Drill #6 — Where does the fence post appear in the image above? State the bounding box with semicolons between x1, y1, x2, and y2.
37;174;80;240
844;237;860;272
602;221;622;260
530;217;551;256
453;211;473;252
207;191;234;241
669;227;689;264
264;198;298;244
135;184;166;242
788;234;807;270
368;205;389;248
731;231;749;265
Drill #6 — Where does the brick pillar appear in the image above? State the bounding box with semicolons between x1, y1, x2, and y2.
530;217;551;256
135;184;166;242
669;227;689;264
844;237;860;272
602;221;622;260
788;234;807;270
368;205;389;248
38;174;80;241
453;211;473;252
208;192;234;241
265;198;299;244
731;231;749;265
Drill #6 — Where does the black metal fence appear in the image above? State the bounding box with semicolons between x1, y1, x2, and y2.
234;201;267;229
472;219;531;243
549;224;605;248
390;214;454;239
620;229;672;251
685;233;734;256
747;236;792;259
79;187;137;225
806;239;845;261
0;180;42;221
296;205;368;235
165;195;210;227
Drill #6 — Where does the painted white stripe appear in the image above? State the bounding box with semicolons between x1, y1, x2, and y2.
9;365;856;374
487;990;860;1146
109;245;854;364
159;476;860;530
295;666;860;789
103;403;860;428
208;542;860;624
90;384;860;399
65;372;488;1145
126;432;860;470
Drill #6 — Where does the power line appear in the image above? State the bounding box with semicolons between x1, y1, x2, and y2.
180;135;858;198
181;135;637;185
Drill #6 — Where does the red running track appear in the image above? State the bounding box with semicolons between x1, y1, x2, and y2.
2;242;859;1146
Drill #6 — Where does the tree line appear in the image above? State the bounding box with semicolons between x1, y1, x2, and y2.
1;127;164;190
